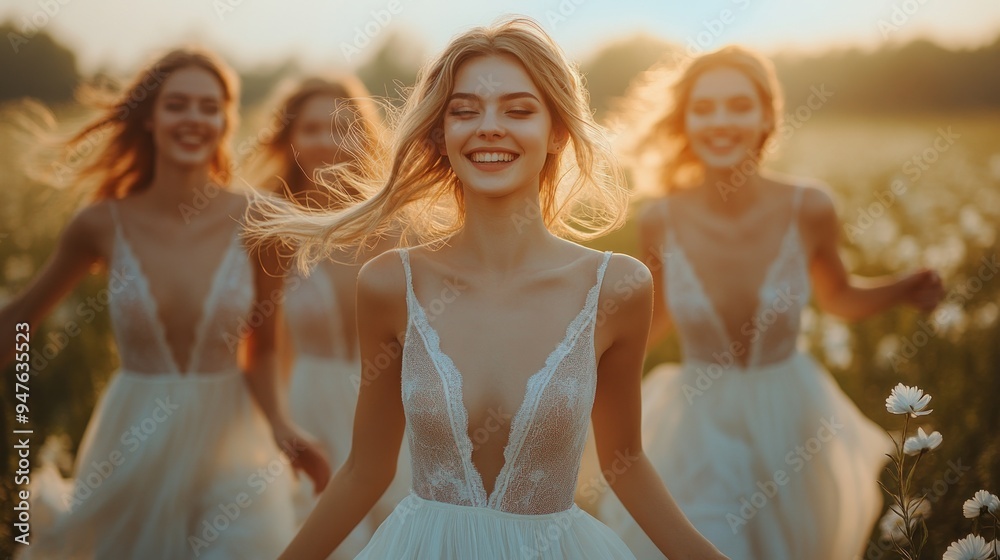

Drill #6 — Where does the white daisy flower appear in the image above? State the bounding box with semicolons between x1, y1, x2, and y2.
942;534;992;560
885;383;933;417
903;427;943;456
962;490;1000;519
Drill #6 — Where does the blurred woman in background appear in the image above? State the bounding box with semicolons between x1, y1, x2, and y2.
244;75;408;558
1;47;329;559
595;45;944;559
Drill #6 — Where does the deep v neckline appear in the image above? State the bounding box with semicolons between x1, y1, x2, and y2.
401;249;611;507
668;226;798;365
110;202;243;375
665;187;802;368
295;263;351;359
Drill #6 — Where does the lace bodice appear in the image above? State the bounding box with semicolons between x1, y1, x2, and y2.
285;264;349;360
107;202;254;375
663;186;810;369
398;249;612;515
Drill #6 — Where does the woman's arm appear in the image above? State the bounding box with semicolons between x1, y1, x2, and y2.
591;254;727;560
804;187;944;321
278;251;407;560
243;235;331;492
276;307;296;383
636;200;673;352
0;205;106;368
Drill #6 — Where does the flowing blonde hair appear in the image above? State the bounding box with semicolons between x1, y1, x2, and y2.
245;16;628;272
242;75;383;200
27;48;239;202
612;45;783;195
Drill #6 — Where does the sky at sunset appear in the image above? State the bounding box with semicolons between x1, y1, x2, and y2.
3;0;999;73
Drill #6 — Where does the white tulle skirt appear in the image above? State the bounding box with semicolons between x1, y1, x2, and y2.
18;369;297;560
355;493;637;559
595;351;890;560
288;356;411;559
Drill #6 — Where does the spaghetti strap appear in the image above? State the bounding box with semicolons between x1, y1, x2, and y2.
583;251;614;322
787;185;806;237
660;196;677;244
107;200;124;238
661;197;672;232
397;248;417;312
594;251;613;294
397;248;412;286
792;184;805;214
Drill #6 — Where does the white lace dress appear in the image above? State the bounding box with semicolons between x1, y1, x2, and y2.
598;187;890;559
354;249;636;559
284;263;410;558
20;202;296;559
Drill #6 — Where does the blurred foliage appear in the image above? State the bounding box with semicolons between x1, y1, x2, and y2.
1;23;999;559
356;32;423;102
239;57;303;108
4;21;1000;117
0;22;79;103
578;34;672;118
774;37;1000;114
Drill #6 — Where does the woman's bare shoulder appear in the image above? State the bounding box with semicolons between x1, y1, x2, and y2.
358;249;407;303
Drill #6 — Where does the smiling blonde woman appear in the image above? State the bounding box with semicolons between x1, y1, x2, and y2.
248;16;728;560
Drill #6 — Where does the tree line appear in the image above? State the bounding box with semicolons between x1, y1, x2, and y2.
2;21;998;116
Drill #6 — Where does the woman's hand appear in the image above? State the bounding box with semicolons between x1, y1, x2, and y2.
898;268;945;312
270;419;332;493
